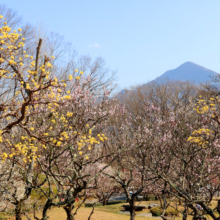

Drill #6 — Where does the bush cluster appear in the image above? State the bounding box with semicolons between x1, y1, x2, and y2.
150;206;179;217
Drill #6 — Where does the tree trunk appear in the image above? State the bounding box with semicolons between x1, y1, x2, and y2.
182;206;188;220
102;197;109;206
15;200;22;220
41;199;52;220
157;194;163;208
103;199;107;206
64;204;75;220
188;204;207;220
129;196;136;220
199;202;217;220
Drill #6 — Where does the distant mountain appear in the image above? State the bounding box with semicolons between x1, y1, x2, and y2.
118;62;219;98
151;61;218;85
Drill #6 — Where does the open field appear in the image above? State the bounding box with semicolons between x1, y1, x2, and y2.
19;200;187;220
0;198;216;219
25;207;149;220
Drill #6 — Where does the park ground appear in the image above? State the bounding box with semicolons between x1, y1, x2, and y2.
19;200;191;220
1;199;218;220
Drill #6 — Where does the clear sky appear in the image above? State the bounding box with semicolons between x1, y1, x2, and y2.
1;0;220;90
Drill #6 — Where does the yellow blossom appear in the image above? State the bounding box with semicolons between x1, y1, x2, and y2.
57;141;62;146
47;62;52;68
75;76;80;80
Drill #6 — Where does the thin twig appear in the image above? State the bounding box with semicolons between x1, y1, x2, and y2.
74;196;87;216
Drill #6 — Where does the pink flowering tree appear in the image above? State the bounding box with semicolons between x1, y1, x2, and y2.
135;97;220;220
101;104;160;220
86;164;121;206
104;90;220;220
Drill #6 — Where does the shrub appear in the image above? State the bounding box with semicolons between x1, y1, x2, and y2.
150;207;179;217
165;207;179;216
145;196;157;201
85;203;103;207
107;200;126;205
85;200;126;207
0;212;14;220
150;207;163;216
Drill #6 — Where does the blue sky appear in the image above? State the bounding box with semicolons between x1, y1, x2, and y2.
1;0;220;90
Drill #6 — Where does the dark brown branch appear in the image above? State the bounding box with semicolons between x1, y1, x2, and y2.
35;38;42;77
88;202;96;220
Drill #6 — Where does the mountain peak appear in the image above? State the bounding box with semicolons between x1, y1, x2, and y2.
153;62;218;85
178;61;211;70
182;61;195;65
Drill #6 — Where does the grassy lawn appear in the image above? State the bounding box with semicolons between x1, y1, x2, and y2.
26;206;149;220
20;200;180;220
22;205;156;220
11;198;219;220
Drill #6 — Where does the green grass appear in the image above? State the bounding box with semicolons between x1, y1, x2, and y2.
0;212;14;220
95;203;125;214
